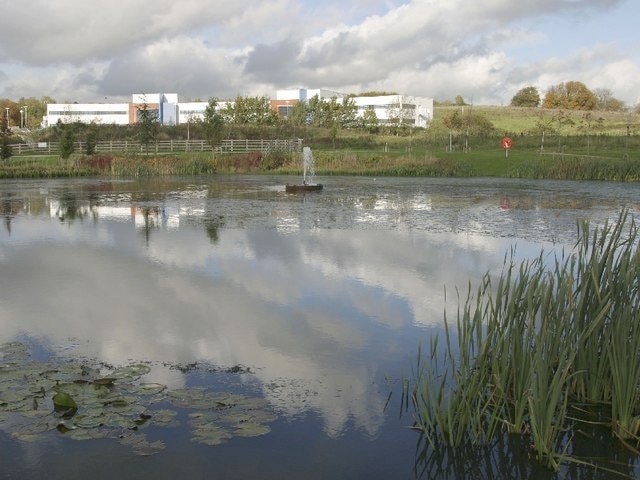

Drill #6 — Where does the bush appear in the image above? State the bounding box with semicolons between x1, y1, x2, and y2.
1;139;12;160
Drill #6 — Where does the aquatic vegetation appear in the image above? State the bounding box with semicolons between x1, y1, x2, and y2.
409;210;640;472
0;342;276;454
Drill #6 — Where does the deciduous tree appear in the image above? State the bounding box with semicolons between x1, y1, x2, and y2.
542;81;597;110
510;86;540;107
594;88;625;112
203;97;224;149
136;102;158;153
222;95;277;125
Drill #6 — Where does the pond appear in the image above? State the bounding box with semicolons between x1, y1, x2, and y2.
0;175;639;479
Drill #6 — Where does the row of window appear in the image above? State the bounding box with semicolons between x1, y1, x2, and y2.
48;111;128;116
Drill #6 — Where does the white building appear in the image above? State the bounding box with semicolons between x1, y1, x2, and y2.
273;88;433;128
44;89;433;128
45;93;182;127
351;94;433;128
46;102;130;126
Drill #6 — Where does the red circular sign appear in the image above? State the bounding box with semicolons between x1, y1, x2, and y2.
501;137;513;149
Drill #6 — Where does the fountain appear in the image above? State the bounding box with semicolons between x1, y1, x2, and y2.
286;146;323;193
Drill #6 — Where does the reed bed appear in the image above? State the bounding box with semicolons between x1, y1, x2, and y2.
409;210;640;472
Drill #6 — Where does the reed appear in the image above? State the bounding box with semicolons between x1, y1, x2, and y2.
410;210;640;471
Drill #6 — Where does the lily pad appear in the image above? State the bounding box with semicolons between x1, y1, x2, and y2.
0;342;278;454
234;422;271;437
191;423;233;446
53;391;78;410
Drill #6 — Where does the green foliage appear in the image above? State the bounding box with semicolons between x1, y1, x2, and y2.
59;124;75;159
362;108;379;133
0;139;12;160
222;95;278;125
442;109;495;136
410;211;640;471
203;97;224;148
454;95;467;106
136;102;158;153
85;125;97;155
510;86;540;107
17;96;53;129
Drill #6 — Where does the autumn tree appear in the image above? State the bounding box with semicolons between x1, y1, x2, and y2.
17;96;54;129
510;86;540;107
542;81;597;110
0;99;20;128
594;88;625;112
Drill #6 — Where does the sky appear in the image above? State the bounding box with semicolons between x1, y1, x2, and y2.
0;0;638;106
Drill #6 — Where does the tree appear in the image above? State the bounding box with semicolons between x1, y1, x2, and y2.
58;123;75;159
542;81;597;110
0;139;11;160
454;95;467;106
578;112;604;155
85;124;97;155
136;101;158;153
1;99;20;128
202;97;224;149
286;101;310;127
362;107;379;133
510;86;540;107
594;88;625;112
17;96;54;129
442;110;495;137
0;109;12;160
387;98;414;135
340;96;358;128
222;95;278;125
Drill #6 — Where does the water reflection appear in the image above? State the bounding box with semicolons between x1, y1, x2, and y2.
1;176;640;476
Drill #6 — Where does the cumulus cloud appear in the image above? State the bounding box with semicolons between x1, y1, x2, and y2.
0;0;636;105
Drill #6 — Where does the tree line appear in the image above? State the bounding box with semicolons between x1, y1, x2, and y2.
510;82;627;111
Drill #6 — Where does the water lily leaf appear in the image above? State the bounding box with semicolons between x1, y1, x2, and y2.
53;391;77;410
234;422;271;437
111;364;151;379
149;409;179;427
93;378;116;387
137;383;166;395
73;414;104;429
191;424;233;446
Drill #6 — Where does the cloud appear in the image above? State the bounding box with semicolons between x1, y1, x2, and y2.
0;0;636;105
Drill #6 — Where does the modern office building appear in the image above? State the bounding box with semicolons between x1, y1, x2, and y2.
44;89;433;128
272;88;434;128
46;93;180;127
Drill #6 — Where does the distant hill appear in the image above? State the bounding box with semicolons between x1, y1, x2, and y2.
433;105;640;136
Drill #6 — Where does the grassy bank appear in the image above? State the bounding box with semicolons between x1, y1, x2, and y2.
1;140;639;181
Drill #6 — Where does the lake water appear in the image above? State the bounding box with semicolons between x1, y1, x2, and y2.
1;175;639;479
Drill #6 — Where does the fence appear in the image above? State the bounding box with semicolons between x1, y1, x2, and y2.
9;138;303;156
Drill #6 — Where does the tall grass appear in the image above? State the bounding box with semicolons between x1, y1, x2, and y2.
409;210;640;471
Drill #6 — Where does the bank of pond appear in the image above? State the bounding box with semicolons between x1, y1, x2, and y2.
1;148;640;181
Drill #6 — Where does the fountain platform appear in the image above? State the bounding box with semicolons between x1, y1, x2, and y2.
285;183;323;193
